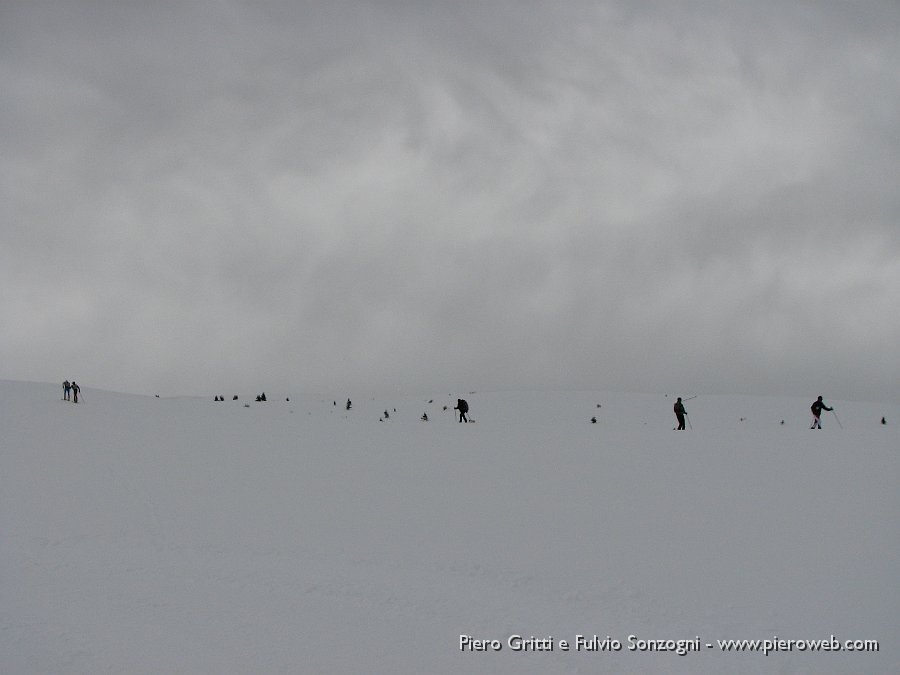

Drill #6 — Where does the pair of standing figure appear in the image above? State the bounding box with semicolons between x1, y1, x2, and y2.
63;380;81;403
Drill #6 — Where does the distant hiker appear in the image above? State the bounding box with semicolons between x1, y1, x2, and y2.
346;399;352;410
233;395;238;400
809;396;832;429
455;398;469;423
421;412;428;421
882;416;887;425
63;380;71;401
674;397;686;430
71;381;80;404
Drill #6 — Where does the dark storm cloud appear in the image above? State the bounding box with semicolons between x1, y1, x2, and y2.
2;1;899;399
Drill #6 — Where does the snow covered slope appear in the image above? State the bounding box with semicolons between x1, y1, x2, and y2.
2;381;898;673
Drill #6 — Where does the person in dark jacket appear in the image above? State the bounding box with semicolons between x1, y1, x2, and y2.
63;380;71;401
455;398;469;423
810;396;832;429
673;397;686;430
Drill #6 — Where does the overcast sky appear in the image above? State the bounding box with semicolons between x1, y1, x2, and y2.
2;1;899;400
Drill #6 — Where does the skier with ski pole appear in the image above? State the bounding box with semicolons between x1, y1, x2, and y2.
674;397;688;430
454;398;469;423
809;396;832;429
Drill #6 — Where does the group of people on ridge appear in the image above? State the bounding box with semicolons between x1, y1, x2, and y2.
62;380;81;403
56;382;840;429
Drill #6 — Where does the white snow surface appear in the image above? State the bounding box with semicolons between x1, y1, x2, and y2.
2;381;898;674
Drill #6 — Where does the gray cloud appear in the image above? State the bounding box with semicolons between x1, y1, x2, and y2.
2;1;899;399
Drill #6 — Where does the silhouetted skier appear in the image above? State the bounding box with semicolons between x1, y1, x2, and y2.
346;399;352;411
71;381;80;404
674;397;686;430
63;380;71;401
455;398;469;423
810;396;832;429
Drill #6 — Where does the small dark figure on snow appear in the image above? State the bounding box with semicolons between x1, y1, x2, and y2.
674;397;686;430
346;399;352;410
384;410;389;419
455;398;469;423
881;416;886;425
233;395;238;401
63;380;71;401
810;396;833;429
421;412;428;421
71;381;80;404
591;416;597;424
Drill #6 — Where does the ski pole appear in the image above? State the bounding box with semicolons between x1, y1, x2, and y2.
686;413;692;430
832;410;842;429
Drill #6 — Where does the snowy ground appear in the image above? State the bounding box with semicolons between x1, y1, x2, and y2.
2;381;898;673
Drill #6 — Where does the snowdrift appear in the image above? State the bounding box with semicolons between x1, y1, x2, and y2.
2;381;898;673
